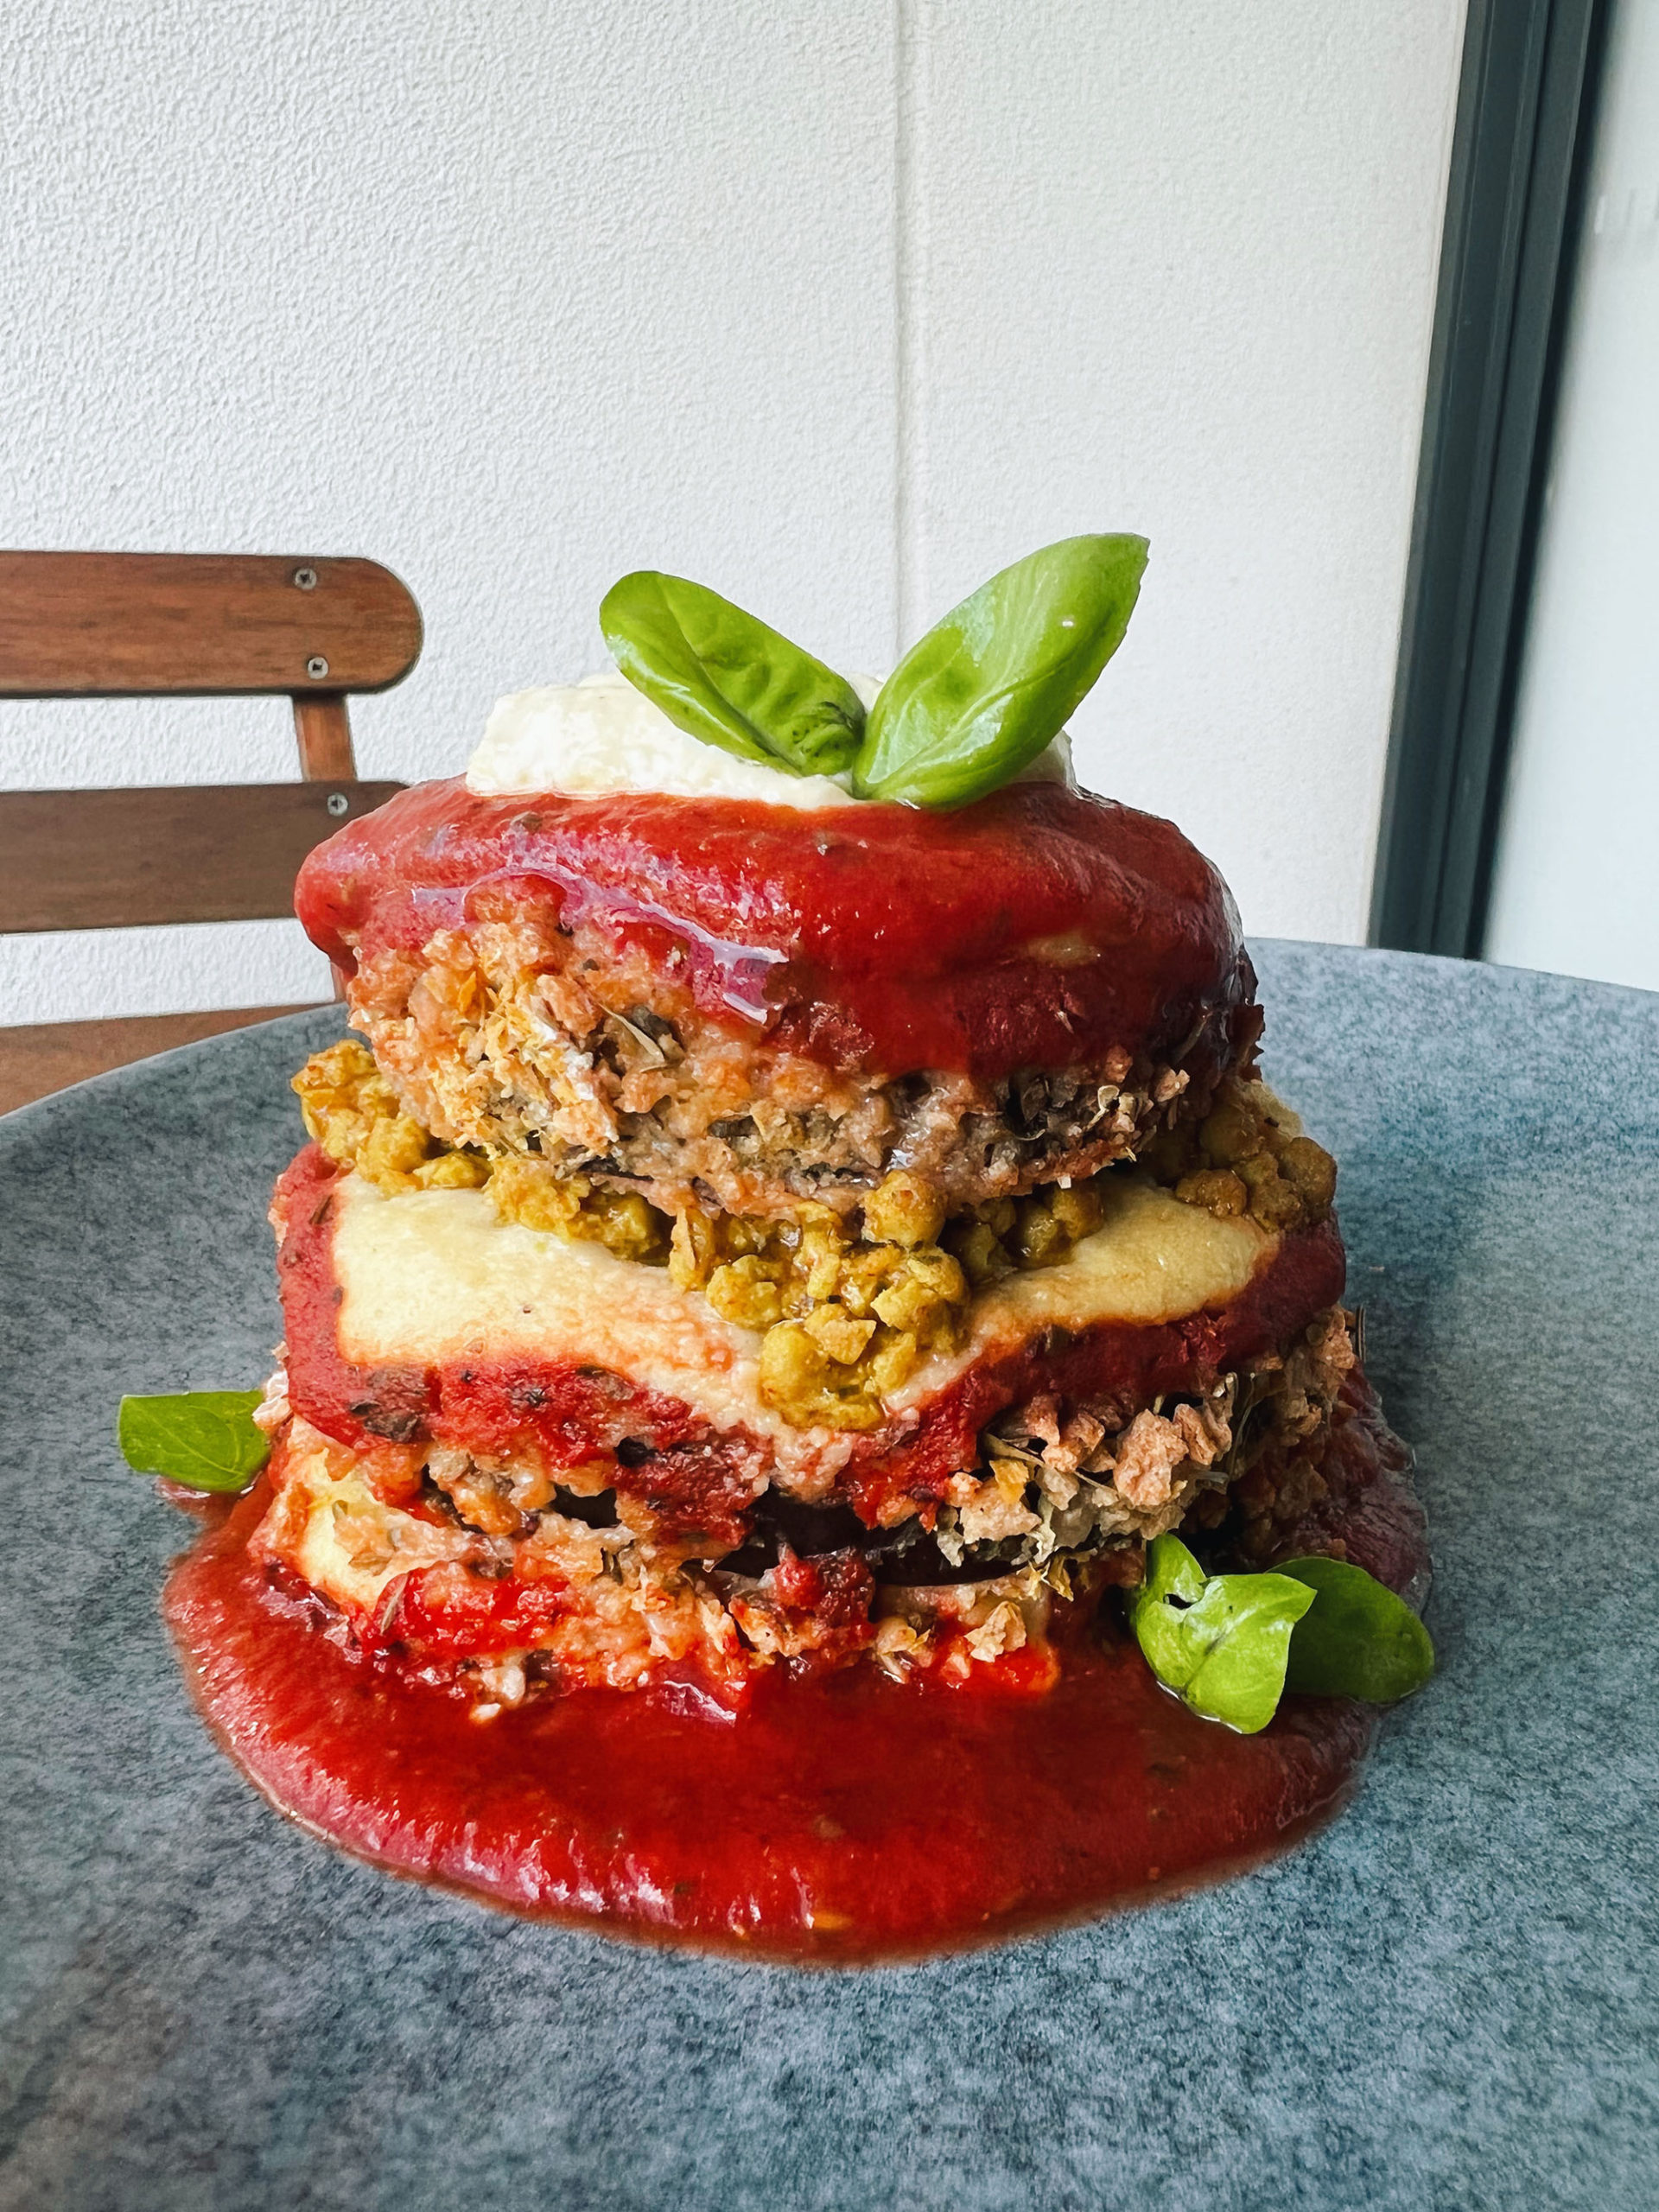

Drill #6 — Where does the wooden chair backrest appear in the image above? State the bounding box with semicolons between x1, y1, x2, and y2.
0;552;419;934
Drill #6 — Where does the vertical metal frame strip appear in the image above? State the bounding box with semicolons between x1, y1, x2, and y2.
1371;0;1608;957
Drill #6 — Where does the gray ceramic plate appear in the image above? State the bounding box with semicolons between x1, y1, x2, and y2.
2;943;1656;2211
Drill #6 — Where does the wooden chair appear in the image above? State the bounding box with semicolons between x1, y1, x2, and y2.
0;552;420;1113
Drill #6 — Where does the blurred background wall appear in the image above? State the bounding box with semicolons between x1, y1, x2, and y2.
0;0;1465;1020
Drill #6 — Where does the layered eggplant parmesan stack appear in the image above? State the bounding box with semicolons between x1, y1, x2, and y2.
246;724;1364;1716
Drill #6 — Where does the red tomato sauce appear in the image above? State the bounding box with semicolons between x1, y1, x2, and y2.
162;1384;1425;1964
275;1141;1347;1538
294;779;1256;1081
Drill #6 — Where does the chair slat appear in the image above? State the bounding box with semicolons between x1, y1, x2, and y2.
0;553;422;696
292;695;358;780
0;782;404;931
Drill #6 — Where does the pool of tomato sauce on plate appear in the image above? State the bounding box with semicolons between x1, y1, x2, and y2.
162;1395;1422;1965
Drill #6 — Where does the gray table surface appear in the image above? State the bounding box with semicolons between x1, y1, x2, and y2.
1;942;1656;2211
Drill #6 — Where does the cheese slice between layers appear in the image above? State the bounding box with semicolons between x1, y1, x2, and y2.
327;1170;1277;1471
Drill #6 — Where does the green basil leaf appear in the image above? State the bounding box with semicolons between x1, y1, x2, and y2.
600;569;864;777
1126;1531;1208;1686
117;1391;270;1493
1131;1533;1314;1735
1279;1554;1435;1702
852;533;1149;807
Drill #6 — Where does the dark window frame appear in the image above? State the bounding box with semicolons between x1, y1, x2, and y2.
1371;0;1611;957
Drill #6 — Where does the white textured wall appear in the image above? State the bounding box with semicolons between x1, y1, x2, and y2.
1;0;1464;1024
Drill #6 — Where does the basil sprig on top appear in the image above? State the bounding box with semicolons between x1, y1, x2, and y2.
1130;1534;1434;1735
853;534;1148;806
598;531;1148;810
117;1391;270;1493
600;570;866;779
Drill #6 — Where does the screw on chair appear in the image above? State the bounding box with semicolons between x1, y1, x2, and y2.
0;551;421;1111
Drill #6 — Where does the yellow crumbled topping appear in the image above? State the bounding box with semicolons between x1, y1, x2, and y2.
860;1170;947;1249
1151;1078;1337;1232
487;1155;670;1265
668;1177;1112;1428
670;1183;973;1429
292;1039;489;1195
291;1045;1300;1433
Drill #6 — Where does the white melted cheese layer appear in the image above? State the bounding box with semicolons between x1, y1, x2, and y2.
328;1173;1274;1478
463;665;1075;809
